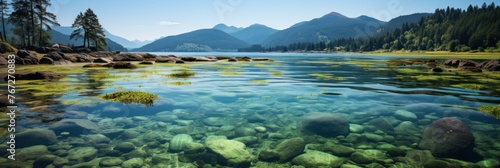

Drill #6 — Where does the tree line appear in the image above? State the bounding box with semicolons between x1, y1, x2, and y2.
240;2;500;53
0;0;106;50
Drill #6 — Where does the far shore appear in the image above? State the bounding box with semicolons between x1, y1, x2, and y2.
357;51;500;59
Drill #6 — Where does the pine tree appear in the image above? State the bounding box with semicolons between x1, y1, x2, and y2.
0;0;8;41
35;0;60;46
70;8;106;50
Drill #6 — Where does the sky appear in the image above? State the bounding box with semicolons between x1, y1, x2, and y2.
47;0;499;42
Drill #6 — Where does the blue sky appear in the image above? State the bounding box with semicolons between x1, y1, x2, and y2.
48;0;499;41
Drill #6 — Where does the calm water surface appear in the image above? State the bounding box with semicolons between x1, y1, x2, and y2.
2;52;499;167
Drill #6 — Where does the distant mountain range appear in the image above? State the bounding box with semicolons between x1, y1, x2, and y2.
4;11;432;52
51;26;150;49
261;12;386;47
49;29;127;52
134;29;249;52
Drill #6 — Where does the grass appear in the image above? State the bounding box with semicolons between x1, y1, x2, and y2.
99;90;158;106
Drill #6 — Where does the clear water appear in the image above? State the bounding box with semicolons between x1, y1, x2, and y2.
2;52;500;167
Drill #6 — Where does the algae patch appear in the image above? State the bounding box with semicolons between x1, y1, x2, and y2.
168;69;195;78
451;83;485;90
309;73;347;80
270;72;283;76
479;105;500;119
99;90;158;106
167;81;192;86
250;80;268;84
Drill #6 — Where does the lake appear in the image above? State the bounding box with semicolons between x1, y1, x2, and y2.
1;52;499;167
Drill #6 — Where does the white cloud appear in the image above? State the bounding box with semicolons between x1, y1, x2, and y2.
159;21;180;26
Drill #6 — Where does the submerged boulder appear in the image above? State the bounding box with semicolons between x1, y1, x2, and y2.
16;129;58;148
419;117;475;159
300;112;350;137
49;119;100;135
205;139;253;166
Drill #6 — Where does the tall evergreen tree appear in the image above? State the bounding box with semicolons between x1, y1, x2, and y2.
70;8;107;50
9;0;31;47
35;0;59;46
0;0;8;41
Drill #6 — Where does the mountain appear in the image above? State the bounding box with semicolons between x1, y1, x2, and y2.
135;29;250;52
229;24;278;45
50;29;127;51
213;24;243;34
261;12;386;47
52;26;146;49
378;13;432;33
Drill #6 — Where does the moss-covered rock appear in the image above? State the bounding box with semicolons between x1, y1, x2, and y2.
100;90;158;105
0;41;16;53
168;69;195;78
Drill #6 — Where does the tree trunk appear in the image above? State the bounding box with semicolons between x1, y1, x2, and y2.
1;11;5;41
30;0;36;46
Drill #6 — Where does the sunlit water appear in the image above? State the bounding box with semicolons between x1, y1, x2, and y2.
2;52;500;167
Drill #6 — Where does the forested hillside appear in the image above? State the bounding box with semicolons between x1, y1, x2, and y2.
244;3;500;53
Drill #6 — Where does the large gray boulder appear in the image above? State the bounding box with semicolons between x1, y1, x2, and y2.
301;112;350;137
16;129;58;148
205;139;253;166
419;117;475;159
113;53;145;61
49;119;100;135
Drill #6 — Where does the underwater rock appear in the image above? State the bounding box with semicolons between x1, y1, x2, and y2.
394;110;418;121
247;114;267;123
34;157;59;168
205;139;254;166
275;137;305;163
254;126;267;133
350;149;387;164
233;136;258;145
476;159;500;168
99;157;124;167
301;112;350;137
349;124;365;133
323;144;355;157
169;134;194;152
419;117;475;159
235;127;258;137
367;118;394;133
17;145;50;161
394;121;419;135
4;71;65;81
122;157;144;168
52;156;69;167
83;134;111;144
114;142;136;153
50;119;100;135
68;147;98;162
258;150;280;162
363;133;384;142
16;129;57;148
202;117;225;126
292;150;345;168
184;142;205;154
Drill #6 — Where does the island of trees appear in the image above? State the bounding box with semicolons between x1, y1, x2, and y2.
239;3;500;53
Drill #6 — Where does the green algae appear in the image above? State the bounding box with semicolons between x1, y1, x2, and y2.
168;69;195;78
395;68;423;74
479;105;500;119
220;70;242;76
270;72;284;76
412;75;462;81
167;81;192;86
99;90;158;106
309;73;347;80
250;80;268;84
451;83;486;90
62;99;98;105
